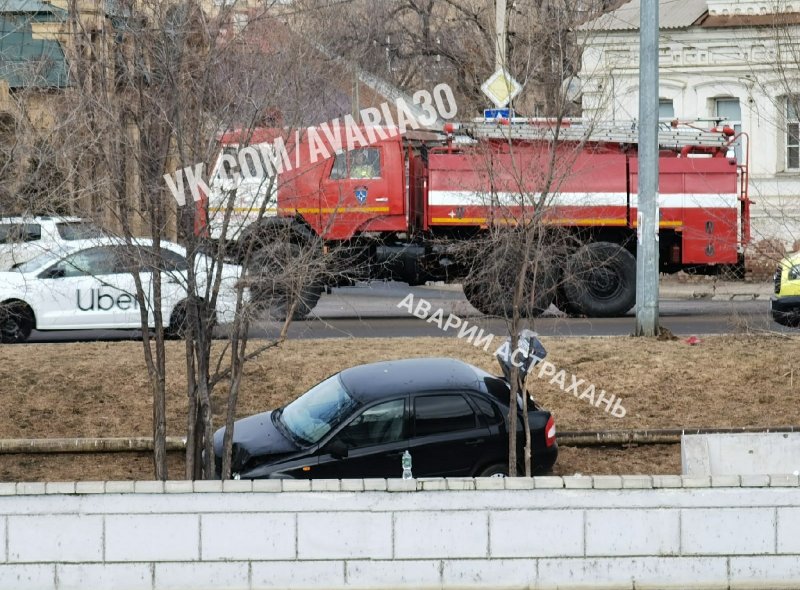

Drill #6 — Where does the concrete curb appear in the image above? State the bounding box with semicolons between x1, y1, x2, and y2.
3;474;800;495
426;281;774;301
659;280;773;301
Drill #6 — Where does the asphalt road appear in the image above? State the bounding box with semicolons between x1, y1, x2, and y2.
26;281;791;343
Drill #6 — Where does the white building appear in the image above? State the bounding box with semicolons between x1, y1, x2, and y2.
580;0;800;249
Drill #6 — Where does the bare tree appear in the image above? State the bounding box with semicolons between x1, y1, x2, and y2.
0;0;348;479
1;0;624;482
295;0;604;116
451;0;617;476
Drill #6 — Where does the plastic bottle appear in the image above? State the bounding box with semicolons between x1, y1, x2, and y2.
401;450;413;479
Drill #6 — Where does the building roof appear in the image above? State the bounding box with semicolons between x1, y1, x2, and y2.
587;0;708;31
699;12;800;26
0;0;66;18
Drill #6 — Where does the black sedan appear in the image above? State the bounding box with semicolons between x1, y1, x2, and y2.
213;357;557;479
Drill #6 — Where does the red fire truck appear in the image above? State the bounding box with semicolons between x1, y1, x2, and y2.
201;119;749;319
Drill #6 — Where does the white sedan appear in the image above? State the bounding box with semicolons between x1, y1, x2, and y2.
0;238;243;343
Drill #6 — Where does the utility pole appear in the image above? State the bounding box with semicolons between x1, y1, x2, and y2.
635;0;660;336
495;0;507;71
352;70;361;124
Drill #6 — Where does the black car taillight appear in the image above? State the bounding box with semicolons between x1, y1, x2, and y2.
775;266;782;294
545;415;556;447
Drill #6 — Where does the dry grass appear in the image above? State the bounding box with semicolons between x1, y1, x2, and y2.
0;334;798;480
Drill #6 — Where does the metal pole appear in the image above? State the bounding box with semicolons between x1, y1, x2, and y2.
495;0;507;71
352;70;360;124
635;0;660;336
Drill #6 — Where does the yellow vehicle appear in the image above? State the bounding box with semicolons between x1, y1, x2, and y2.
771;252;800;326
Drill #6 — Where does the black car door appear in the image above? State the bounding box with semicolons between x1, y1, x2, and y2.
407;393;492;477
468;393;508;467
311;397;409;479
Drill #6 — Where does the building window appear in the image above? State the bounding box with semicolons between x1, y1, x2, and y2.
788;97;800;170
715;98;742;163
658;99;674;121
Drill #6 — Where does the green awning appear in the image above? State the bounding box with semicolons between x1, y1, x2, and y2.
0;1;68;88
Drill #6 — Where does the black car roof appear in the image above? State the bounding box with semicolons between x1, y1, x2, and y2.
338;358;488;402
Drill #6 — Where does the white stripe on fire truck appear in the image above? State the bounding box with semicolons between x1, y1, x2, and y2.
428;190;738;209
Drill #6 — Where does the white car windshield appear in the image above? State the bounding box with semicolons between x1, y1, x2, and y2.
278;375;359;445
15;251;61;273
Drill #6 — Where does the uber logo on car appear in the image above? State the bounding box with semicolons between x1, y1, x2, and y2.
76;289;139;311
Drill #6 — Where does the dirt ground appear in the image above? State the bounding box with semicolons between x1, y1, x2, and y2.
1;334;798;481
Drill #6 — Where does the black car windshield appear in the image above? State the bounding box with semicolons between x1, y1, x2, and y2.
278;375;359;445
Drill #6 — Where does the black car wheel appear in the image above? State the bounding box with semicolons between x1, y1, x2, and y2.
773;307;800;327
0;302;34;344
165;303;187;339
249;240;323;321
478;463;508;477
166;299;216;340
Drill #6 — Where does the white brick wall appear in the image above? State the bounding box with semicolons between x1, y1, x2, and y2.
251;560;344;588
56;564;152;590
0;564;55;590
536;557;729;588
105;514;199;562
201;513;295;561
585;509;679;556
7;515;103;563
680;508;775;555
0;475;797;590
489;510;583;557
394;511;487;558
297;512;392;559
153;562;249;590
777;507;800;554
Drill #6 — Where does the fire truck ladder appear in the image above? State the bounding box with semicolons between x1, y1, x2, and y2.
453;120;734;150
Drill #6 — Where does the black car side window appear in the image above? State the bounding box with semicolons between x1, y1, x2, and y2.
414;394;478;437
471;395;504;427
336;399;405;448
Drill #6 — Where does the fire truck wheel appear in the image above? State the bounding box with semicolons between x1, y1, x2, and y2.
462;267;557;318
562;242;636;317
248;241;323;321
